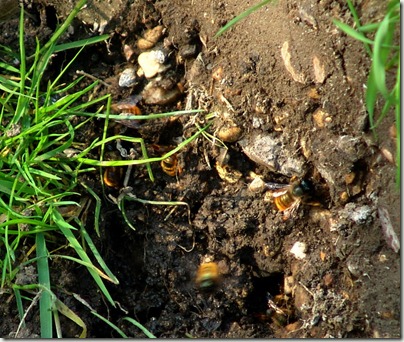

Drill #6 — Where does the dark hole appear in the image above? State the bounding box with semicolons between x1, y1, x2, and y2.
45;6;57;31
246;273;298;326
246;273;284;314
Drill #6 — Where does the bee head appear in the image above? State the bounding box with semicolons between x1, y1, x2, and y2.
292;180;312;197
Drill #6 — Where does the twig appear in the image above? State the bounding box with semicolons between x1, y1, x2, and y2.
15;290;42;338
76;70;111;87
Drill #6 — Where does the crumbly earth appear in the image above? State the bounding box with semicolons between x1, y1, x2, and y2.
0;0;400;338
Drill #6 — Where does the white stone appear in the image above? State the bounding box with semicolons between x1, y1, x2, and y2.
290;241;307;259
137;50;168;79
118;68;137;87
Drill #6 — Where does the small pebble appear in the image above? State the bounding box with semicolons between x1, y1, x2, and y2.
252;116;264;128
248;176;266;193
138;50;168;79
118;67;138;88
312;55;326;84
284;275;295;295
179;44;198;59
294;284;311;311
123;44;135;62
217;124;242;143
290;241;307;259
142;84;182;105
380;147;394;164
312;108;329;128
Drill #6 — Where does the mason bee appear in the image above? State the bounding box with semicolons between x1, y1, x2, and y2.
161;155;179;177
111;95;142;129
266;293;295;327
215;161;242;184
103;166;124;188
264;178;314;220
195;262;220;290
152;144;182;177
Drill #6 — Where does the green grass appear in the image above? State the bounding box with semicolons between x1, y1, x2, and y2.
333;0;400;187
0;0;209;337
214;0;276;38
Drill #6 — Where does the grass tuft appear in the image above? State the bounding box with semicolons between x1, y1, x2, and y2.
333;0;400;187
0;0;211;338
0;0;116;337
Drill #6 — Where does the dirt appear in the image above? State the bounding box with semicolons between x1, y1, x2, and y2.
0;0;400;338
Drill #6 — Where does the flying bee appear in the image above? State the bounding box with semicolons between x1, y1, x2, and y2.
195;262;220;291
103;166;124;188
264;178;315;220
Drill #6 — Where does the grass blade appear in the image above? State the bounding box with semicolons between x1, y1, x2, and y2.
372;15;391;99
54;297;87;338
37;0;88;57
53;34;110;53
122;317;156;338
91;311;128;338
332;20;374;46
215;0;275;38
79;225;119;284
80;182;102;237
365;68;378;133
51;209;116;306
36;233;53;338
394;62;400;187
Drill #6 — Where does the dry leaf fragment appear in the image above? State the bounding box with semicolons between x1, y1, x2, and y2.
378;206;400;253
281;41;306;84
312;55;326;83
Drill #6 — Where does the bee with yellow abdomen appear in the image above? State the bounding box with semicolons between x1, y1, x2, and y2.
161;154;180;177
264;178;314;220
152;144;182;177
195;262;220;291
103;166;124;188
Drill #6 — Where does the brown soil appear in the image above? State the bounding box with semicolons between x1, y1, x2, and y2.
1;0;400;338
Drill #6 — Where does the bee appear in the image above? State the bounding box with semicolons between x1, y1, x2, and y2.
195;262;220;291
264;178;314;220
103;166;124;188
152;144;182;177
111;95;142;129
161;154;180;177
215;162;242;184
266;293;294;327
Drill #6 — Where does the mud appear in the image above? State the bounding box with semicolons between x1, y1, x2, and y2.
0;0;400;338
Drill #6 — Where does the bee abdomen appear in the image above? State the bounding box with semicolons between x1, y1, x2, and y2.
274;193;294;211
161;155;177;176
195;262;219;290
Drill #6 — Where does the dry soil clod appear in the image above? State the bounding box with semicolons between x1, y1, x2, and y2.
141;82;182;105
137;25;164;50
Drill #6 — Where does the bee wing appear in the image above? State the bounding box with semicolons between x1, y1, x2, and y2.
265;183;290;198
111;95;142;111
114;118;142;129
282;200;301;220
